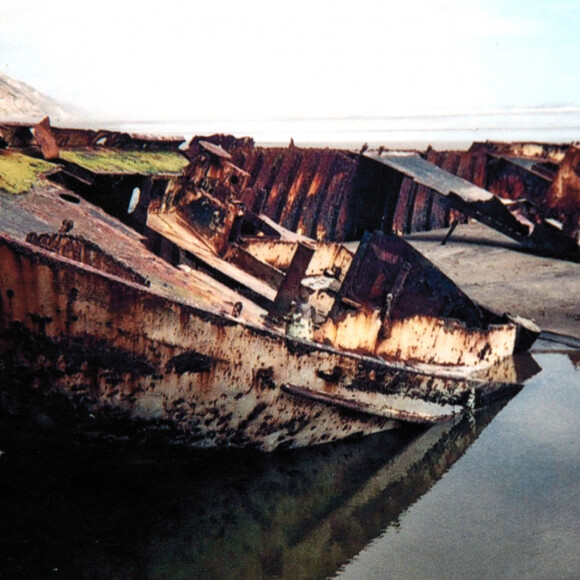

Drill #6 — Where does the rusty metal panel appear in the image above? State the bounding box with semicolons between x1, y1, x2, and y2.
225;245;285;289
238;238;352;281
263;147;304;220
279;150;322;231
51;127;107;148
366;152;494;204
178;136;577;254
315;231;528;367
546;145;580;237
198;140;232;160
432;147;487;188
30;124;187;151
335;231;485;324
0;121;35;149
410;184;432;232
191;139;361;242
270;241;316;316
428;193;450;231
303;153;345;239
295;150;336;237
391;177;414;234
363;151;580;260
183;147;249;203
1;137;540;451
485;154;552;206
32;117;59;160
175;191;243;256
480;141;568;163
403;181;419;234
238;149;266;211
254;149;286;204
237;239;299;271
455;151;475;181
5;229;518;449
282;383;460;423
315;156;358;241
421;150;444;231
25;231;149;286
329;164;361;241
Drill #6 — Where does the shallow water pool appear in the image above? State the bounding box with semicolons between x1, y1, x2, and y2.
1;342;578;579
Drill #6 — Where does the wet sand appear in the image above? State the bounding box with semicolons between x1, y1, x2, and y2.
405;223;580;340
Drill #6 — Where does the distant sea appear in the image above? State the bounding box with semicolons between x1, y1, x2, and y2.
98;108;580;150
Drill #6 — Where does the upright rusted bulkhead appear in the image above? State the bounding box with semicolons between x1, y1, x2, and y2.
180;137;506;244
184;134;577;257
186;136;367;241
185;136;462;242
546;145;580;237
157;140;249;256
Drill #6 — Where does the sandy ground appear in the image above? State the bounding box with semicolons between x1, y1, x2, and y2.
404;223;580;340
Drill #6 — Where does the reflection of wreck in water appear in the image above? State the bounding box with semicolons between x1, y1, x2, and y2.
0;385;539;580
0;118;554;451
135;402;528;579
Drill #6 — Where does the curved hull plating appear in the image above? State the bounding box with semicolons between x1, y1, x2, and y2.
0;234;521;451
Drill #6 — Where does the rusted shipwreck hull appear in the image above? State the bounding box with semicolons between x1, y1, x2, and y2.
0;121;538;451
183;134;579;261
0;230;529;451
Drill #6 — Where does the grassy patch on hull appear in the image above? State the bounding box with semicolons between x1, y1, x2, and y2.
59;149;188;175
0;151;56;194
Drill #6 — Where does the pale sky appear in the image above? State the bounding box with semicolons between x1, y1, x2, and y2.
1;0;580;124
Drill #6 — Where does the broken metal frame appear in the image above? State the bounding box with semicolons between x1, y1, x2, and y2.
364;151;580;261
0;120;547;451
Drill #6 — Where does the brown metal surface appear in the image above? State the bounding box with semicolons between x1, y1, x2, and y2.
365;152;494;203
270;242;316;317
182;137;476;242
432;142;578;242
546;145;580;236
1;119;185;153
5;123;574;253
0;121;34;149
282;383;460;423
0;125;545;451
315;231;524;368
365;150;579;261
185;136;363;241
25;231;150;286
1;230;518;451
31;117;59;160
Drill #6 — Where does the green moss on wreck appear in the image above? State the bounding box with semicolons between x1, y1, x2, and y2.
0;151;56;194
59;149;189;175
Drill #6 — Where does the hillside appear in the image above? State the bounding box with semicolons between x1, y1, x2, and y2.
0;72;79;123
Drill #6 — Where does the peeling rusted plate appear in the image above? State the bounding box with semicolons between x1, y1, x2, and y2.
271;242;316;316
337;231;484;322
32;117;59;160
547;145;580;236
199;140;232;160
365;151;494;204
282;384;461;423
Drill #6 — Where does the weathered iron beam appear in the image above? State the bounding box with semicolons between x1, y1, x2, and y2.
270;241;316;317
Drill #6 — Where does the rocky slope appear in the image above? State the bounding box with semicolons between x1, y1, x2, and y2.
0;72;79;123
